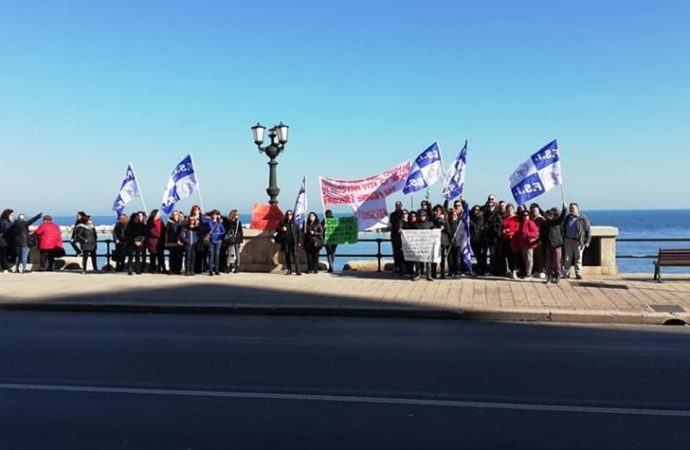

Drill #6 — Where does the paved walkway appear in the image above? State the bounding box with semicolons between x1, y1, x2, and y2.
1;271;690;325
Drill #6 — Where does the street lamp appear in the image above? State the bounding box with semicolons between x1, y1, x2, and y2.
252;122;289;205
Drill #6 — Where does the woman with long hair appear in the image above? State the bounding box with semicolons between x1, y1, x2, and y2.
126;211;146;275
223;209;244;274
146;209;166;273
303;211;323;274
276;210;301;275
74;215;98;273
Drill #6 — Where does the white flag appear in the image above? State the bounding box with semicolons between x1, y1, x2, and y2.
112;163;141;216
294;176;307;228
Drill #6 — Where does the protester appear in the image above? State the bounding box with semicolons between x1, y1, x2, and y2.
469;205;486;275
201;209;225;276
501;203;520;279
322;209;337;273
165;210;186;275
389;201;405;275
432;204;450;279
276;210;301;275
418;200;433;219
0;209;14;272
34;215;63;272
9;212;42;273
513;205;540;279
303;212;324;274
74;215;98;273
183;215;200;276
112;214;128;272
541;205;567;283
481;195;503;276
416;210;434;281
446;208;461;278
146;209;166;274
126;211;146;275
189;205;205;273
403;211;421;281
529;203;546;278
223;209;244;274
563;202;592;280
70;211;87;255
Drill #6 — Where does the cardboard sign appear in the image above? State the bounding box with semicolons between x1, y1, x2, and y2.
324;217;359;245
251;203;284;231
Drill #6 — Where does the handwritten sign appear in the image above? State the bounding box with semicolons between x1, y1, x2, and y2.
401;229;442;263
324;217;359;245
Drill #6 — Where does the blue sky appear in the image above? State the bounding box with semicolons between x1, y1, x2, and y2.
1;0;688;216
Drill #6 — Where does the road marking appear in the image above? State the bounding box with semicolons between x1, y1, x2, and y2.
1;382;689;418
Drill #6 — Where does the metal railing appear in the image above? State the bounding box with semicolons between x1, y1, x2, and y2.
63;236;690;272
616;238;690;259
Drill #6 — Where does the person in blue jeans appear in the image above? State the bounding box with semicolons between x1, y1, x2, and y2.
10;212;42;273
202;210;225;276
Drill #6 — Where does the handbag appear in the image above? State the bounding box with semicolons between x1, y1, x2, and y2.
27;234;38;248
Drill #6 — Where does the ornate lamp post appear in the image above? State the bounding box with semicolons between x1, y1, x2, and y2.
252;122;289;205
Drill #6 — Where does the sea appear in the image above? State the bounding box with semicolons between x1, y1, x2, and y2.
50;209;690;274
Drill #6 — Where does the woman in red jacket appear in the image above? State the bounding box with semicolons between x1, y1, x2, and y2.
146;209;166;273
34;215;64;271
501;204;520;279
513;205;540;279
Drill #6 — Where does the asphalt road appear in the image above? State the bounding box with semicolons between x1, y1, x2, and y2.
0;312;689;450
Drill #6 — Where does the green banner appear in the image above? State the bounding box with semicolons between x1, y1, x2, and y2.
324;217;359;245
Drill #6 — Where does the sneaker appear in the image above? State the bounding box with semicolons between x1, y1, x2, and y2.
523;275;532;281
576;274;583;280
511;271;518;280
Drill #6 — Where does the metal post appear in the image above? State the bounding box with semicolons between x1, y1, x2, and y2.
376;238;382;272
106;239;112;267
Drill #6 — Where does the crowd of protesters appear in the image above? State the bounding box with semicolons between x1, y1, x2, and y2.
1;197;590;283
388;195;591;283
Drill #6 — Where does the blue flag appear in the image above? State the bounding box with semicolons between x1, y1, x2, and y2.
112;163;141;216
403;142;444;195
509;140;562;205
161;155;198;215
294;176;307;228
442;141;467;200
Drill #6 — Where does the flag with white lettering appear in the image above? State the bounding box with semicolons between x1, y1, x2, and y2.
112;163;141;216
161;155;198;215
442;141;467;200
403;142;444;195
509;140;562;205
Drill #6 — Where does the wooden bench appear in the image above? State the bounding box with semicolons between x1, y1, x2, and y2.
654;249;690;282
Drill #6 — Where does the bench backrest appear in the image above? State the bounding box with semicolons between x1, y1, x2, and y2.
658;249;690;266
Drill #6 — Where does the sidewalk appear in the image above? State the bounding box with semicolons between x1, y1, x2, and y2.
1;271;689;325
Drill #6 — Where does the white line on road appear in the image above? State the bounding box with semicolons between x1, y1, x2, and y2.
1;382;689;418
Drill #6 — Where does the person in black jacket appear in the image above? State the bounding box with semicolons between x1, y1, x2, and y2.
469;205;486;275
447;208;461;278
9;212;42;273
223;209;244;274
112;214;128;272
322;210;337;273
403;212;420;280
541;205;567;283
303;212;323;274
69;211;87;255
74;215;98;273
0;209;14;272
276;210;301;275
481;195;503;276
432;204;450;279
125;212;147;275
165;211;186;275
388;201;405;275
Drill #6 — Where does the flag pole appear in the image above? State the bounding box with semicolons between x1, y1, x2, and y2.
129;162;148;214
189;153;205;212
303;176;308;225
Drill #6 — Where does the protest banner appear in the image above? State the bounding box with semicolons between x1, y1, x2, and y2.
324;216;359;245
250;203;283;231
401;229;442;263
320;161;411;231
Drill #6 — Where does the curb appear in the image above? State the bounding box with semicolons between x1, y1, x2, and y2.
0;302;687;326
